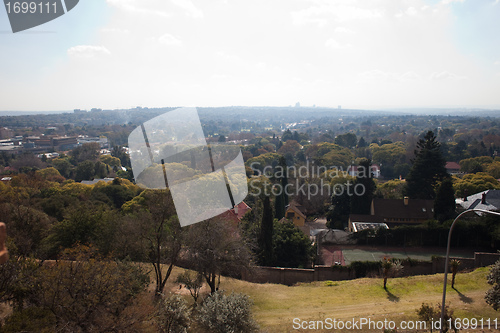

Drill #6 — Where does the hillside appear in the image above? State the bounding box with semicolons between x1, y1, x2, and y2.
195;267;498;332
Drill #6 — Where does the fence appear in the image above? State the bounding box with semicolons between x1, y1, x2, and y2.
241;252;500;286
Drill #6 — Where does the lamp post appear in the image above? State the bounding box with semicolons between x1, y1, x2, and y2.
440;208;500;333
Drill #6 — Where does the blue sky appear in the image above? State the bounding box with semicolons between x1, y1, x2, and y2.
1;0;499;111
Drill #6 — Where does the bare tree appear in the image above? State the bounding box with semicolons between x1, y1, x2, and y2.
185;218;253;294
125;189;184;297
0;222;8;264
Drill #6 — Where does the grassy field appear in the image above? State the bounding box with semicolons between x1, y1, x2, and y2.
164;266;499;332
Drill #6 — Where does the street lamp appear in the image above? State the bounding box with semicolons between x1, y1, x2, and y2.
440;208;500;333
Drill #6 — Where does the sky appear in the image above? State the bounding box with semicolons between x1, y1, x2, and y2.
0;0;500;111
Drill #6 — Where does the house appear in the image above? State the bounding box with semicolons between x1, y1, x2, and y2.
456;189;500;212
348;214;388;233
445;162;462;175
281;202;310;236
215;201;252;225
347;164;381;178
348;197;435;230
233;201;251;220
285;203;306;227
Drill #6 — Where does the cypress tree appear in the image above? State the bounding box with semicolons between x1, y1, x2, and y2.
259;196;274;266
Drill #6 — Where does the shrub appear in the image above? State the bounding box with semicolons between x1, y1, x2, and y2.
156;294;191;333
197;291;259;333
485;260;500;311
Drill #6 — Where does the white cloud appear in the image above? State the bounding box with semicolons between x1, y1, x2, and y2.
441;0;466;5
170;0;204;18
430;71;466;81
495;60;500;65
67;45;111;58
106;0;171;18
334;26;355;34
291;3;383;26
158;33;182;46
325;38;352;49
101;28;130;34
400;71;421;82
358;69;390;83
406;7;418;16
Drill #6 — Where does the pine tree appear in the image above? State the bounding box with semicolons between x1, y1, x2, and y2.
350;158;376;215
405;131;448;200
259;196;274;266
434;177;456;222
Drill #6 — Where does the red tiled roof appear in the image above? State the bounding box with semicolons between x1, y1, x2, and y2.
445;162;460;170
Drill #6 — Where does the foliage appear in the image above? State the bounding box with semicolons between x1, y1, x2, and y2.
273;220;314;268
375;179;406;199
434;177;456;223
259;196;274;266
327;184;351;229
175;270;204;304
197;291;259;333
185;218;253;293
416;303;438;333
485;260;500;311
381;258;403;289
453;172;500;198
405;131;448;200
156;294;191;333
450;259;460;289
349;260;382;278
129;190;183;296
350;158;376;215
3;244;149;332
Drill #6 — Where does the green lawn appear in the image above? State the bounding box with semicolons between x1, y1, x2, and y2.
158;265;497;332
217;267;498;332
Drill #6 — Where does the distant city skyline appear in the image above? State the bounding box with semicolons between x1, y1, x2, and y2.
1;0;500;111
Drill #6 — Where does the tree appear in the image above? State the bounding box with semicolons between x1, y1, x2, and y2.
259;195;274;266
405;131;448;200
175;270;204;305
485;259;500;311
19;245;149;332
74;160;96;182
327;188;351;229
197;291;259;333
381;258;403;290
273;156;288;220
434;178;456;223
416;303;437;333
273;221;314;268
138;190;183;297
185;218;253;294
450;259;460;289
350;159;375;215
334;133;357;148
0;222;8;264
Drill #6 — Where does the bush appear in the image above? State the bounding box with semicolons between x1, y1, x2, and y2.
485;260;500;311
197;291;259;333
156;294;191;333
350;261;382;278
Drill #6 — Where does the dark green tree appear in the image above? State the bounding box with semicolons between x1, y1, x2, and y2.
405;131;448;200
434;177;456;222
350;159;376;215
259;196;274;266
327;189;351;229
274;156;288;220
273;221;314;268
